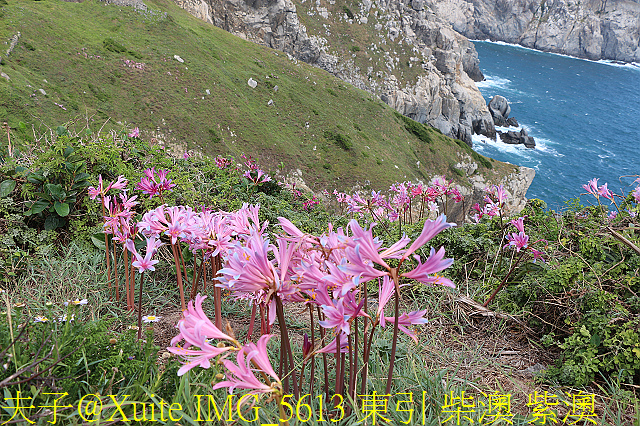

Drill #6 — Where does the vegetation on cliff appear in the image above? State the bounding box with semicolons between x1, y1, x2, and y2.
0;0;515;196
0;131;639;424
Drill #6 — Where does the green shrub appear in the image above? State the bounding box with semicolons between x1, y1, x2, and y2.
341;5;354;19
394;111;432;144
324;130;353;151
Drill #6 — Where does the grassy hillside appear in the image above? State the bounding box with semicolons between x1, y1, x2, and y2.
0;0;511;191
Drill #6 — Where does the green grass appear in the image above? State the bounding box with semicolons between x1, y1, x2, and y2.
0;0;511;193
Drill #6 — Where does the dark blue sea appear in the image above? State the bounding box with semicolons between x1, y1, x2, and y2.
471;40;640;211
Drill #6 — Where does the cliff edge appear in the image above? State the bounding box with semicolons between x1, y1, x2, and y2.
429;0;640;63
173;0;497;145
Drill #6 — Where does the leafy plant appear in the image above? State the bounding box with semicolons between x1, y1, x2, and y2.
23;141;90;230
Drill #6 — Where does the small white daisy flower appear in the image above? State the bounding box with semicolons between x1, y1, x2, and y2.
34;316;50;323
142;315;161;323
57;314;75;322
64;299;88;306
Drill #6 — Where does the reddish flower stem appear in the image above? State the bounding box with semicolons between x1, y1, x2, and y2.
483;250;527;307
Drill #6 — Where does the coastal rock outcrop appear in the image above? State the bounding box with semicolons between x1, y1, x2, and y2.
488;95;535;148
173;0;497;144
499;129;535;148
427;0;640;63
488;94;510;127
444;155;536;222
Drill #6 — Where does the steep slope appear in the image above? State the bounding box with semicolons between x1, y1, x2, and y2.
429;0;640;63
174;0;497;145
0;0;533;216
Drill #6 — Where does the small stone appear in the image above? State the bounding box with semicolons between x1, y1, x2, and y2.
1;72;9;81
38;88;46;96
267;99;274;106
518;363;546;377
173;55;184;63
247;78;257;88
205;89;210;95
273;85;279;92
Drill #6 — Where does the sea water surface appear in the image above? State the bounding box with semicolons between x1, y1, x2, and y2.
471;40;640;210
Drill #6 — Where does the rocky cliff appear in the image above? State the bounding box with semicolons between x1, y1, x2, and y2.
429;0;640;63
173;0;497;145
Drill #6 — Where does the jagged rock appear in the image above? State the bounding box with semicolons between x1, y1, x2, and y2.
473;115;496;139
173;0;497;144
506;117;519;127
499;131;521;144
498;128;535;148
428;0;640;63
489;95;510;119
6;32;21;57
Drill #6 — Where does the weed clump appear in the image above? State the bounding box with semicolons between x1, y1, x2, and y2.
394;111;432;144
324;130;353;151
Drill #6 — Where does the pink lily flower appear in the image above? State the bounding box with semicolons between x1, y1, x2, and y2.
168;339;232;376
381;310;428;343
582;178;599;196
377;276;395;326
401;247;454;287
318;299;351;335
402;215;455;261
317;332;349;354
125;236;163;273
504;232;529;252
598;183;613;201
128;127;140;138
213;335;281;394
170;295;235;346
510;217;525;233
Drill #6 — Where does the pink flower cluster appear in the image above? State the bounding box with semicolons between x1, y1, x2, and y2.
135;167;176;199
123;59;146;70
214;212;456;352
169;295;282;396
472;184;509;222
77;48;101;59
215;155;232;169
504;216;545;262
582;178;613;201
581;177;640;221
334;176;463;223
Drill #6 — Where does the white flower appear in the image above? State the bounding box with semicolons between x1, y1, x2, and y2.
57;314;75;322
34;316;50;323
64;299;88;306
142;315;161;323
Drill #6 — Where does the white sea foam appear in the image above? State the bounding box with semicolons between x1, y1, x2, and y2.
533;138;562;156
472;132;561;158
472;134;531;158
476;75;511;90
